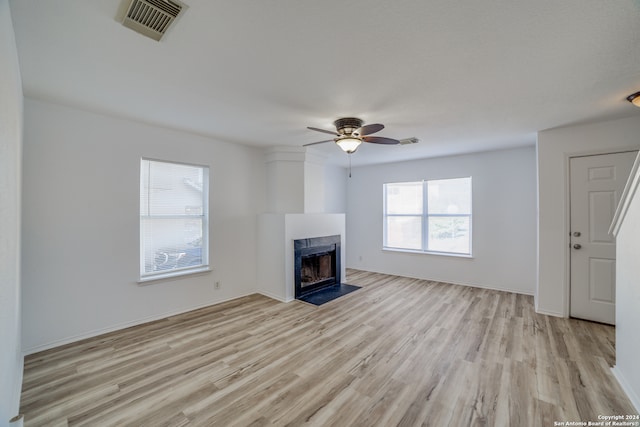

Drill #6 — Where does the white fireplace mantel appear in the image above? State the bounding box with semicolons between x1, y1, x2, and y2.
257;213;346;302
257;147;346;302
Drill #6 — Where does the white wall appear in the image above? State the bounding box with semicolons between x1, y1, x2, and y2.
304;156;326;213
611;153;640;412
0;0;24;422
265;147;305;213
21;98;266;353
322;164;348;214
537;115;640;316
346;146;537;294
304;161;348;214
257;214;286;300
265;147;347;214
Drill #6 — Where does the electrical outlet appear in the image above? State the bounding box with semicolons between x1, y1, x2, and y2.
214;281;221;289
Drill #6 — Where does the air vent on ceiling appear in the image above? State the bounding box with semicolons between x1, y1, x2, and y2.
399;137;420;145
122;0;185;41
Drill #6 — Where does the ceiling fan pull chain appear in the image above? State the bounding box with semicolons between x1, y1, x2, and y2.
349;153;352;178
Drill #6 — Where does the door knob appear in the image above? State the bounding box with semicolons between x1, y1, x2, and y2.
573;244;582;249
572;231;581;237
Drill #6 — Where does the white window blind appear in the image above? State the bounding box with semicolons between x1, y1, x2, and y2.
383;177;472;255
140;159;209;279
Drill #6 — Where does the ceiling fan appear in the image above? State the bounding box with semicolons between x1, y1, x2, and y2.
304;117;400;154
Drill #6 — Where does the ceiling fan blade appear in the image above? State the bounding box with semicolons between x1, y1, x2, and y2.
357;123;384;136
362;136;400;145
307;126;339;136
303;139;334;147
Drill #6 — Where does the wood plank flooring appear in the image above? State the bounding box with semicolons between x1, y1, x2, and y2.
21;270;638;426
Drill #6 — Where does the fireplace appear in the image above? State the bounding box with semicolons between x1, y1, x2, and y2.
294;235;341;299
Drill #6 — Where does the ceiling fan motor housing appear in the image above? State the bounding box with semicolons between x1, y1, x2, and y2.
334;117;364;135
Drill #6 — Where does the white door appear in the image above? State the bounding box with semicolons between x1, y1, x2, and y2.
569;151;637;324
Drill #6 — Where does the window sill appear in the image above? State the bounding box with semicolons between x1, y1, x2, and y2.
138;267;212;285
382;247;473;259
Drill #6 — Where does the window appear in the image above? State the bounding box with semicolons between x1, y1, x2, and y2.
140;159;209;280
383;177;472;255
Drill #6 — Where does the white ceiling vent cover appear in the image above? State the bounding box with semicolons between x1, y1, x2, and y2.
122;0;185;41
399;137;420;145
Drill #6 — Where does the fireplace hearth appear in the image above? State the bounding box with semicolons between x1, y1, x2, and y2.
294;235;341;299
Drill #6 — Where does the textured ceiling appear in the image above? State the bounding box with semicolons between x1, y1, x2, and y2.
9;0;640;166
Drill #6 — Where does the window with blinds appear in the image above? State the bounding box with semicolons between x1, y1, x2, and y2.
383;177;472;256
140;159;209;279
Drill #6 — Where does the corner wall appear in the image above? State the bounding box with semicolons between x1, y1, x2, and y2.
0;0;24;422
536;115;640;316
346;146;537;294
611;153;640;412
21;98;266;353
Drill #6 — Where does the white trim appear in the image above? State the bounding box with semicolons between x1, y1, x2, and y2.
303;150;328;166
534;308;566;318
139;158;210;279
612;366;640;413
352;268;534;296
564;149;640;319
13;356;23;420
22;292;254;355
563;152;572;318
257;290;293;303
437;279;533;296
138;267;211;284
610;151;640;236
140;156;209;169
264;146;306;163
382;247;473;259
383;177;473;256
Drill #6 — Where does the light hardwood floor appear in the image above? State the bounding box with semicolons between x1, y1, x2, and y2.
21;270;637;426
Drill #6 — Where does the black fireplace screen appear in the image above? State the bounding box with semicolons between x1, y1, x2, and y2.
301;252;335;288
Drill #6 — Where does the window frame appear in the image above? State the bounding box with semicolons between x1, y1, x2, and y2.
139;158;210;282
383;177;472;257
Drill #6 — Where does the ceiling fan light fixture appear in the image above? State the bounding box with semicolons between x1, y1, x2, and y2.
627;91;640;107
336;137;362;154
305;117;400;154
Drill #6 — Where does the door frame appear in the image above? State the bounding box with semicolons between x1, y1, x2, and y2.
563;147;639;319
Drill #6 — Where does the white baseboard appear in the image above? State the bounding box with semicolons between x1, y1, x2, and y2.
348;268;535;296
534;308;566;318
612;366;640;413
23;292;255;356
257;290;293;303
350;268;567;318
450;280;535;297
12;354;24;421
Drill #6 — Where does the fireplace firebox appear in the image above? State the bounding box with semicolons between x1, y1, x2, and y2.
294;235;341;299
